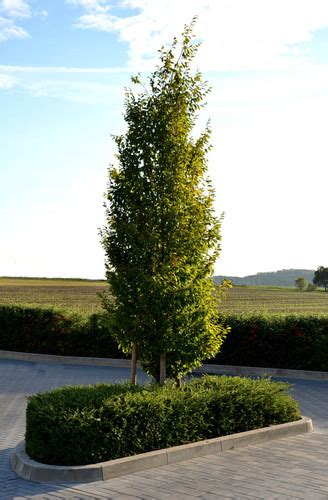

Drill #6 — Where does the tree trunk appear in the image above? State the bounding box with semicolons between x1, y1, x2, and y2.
175;375;181;388
130;342;137;385
159;353;166;385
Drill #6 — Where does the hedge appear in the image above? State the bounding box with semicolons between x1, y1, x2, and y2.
0;305;124;358
212;314;328;371
25;376;300;466
2;306;328;371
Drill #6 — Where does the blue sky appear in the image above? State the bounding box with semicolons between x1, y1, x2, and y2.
1;0;328;278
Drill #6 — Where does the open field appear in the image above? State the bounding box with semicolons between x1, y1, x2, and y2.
1;277;328;316
219;286;328;315
0;277;106;316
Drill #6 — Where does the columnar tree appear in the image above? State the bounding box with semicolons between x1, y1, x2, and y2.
101;19;229;384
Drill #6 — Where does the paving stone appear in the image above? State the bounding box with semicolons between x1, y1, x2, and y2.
2;359;328;498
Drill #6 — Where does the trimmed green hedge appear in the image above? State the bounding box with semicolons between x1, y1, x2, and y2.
0;305;124;358
212;314;328;371
2;306;328;371
25;376;300;466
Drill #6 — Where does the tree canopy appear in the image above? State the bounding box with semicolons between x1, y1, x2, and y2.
313;266;328;288
101;19;228;383
295;277;307;291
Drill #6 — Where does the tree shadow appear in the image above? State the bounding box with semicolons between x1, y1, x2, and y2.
1;445;103;498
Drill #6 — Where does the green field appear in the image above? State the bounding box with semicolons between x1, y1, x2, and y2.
1;277;328;316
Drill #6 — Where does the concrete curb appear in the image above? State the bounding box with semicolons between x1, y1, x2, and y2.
0;350;133;368
11;416;313;484
193;364;328;380
2;350;328;380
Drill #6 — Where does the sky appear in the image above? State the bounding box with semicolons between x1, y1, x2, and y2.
1;0;328;279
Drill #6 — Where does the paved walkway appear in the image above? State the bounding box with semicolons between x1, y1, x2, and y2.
1;360;328;499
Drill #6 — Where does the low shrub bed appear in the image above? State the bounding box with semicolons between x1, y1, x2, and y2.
0;305;124;358
25;376;300;466
210;314;328;371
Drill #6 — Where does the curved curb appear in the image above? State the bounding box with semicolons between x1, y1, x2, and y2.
11;416;313;484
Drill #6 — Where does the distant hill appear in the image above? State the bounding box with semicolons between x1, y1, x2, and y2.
213;269;315;287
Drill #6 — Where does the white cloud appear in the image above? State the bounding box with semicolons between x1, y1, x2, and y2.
67;0;328;71
67;0;107;9
0;71;125;104
0;64;132;73
1;0;31;19
0;15;28;41
0;72;16;87
35;10;48;19
21;79;123;104
0;1;48;42
75;12;116;31
0;63;130;105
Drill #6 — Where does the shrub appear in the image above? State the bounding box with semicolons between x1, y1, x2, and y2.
25;376;300;466
0;305;124;358
295;277;307;291
210;314;328;371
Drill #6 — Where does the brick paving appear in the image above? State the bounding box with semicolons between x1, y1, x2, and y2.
1;360;328;499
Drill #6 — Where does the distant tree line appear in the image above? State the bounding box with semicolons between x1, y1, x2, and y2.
294;266;328;292
214;269;315;287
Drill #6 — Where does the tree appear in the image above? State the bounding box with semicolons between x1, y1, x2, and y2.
101;19;228;385
295;277;307;291
313;266;328;289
